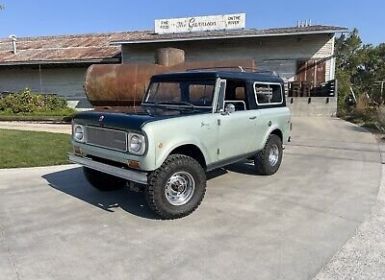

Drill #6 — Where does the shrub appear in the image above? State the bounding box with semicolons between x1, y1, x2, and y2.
375;106;385;132
0;88;74;115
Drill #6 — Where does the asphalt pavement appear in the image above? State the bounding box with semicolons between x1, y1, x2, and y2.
0;117;383;280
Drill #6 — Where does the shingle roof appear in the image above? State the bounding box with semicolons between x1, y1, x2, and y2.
0;25;348;66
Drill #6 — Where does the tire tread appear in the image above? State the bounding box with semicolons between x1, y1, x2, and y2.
145;154;206;220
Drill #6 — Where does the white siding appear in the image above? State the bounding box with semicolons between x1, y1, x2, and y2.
311;36;334;58
122;34;336;81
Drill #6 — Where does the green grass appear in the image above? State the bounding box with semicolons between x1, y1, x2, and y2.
0;129;71;168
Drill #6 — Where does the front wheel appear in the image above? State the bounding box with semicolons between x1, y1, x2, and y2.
254;134;283;175
145;154;206;219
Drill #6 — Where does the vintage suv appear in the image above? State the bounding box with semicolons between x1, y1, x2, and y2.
69;70;291;219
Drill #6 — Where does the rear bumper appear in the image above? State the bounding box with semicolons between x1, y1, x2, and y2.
69;154;148;185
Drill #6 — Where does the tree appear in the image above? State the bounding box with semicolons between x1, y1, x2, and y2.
335;29;364;111
335;28;363;73
335;29;385;111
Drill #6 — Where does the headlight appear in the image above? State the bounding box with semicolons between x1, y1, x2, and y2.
128;133;145;155
73;124;85;142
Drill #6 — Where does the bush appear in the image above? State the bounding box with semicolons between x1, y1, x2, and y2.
0;88;74;115
336;70;352;115
375;106;385;132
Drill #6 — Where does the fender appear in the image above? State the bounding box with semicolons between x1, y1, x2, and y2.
154;138;210;170
261;125;283;148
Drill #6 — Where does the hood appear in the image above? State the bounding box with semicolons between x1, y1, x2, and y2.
74;110;167;132
73;106;203;131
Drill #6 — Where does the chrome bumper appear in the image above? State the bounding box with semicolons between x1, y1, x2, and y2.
69;154;148;185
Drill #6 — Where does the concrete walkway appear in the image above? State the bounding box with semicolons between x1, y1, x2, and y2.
314;145;385;280
0;121;71;134
0;117;383;280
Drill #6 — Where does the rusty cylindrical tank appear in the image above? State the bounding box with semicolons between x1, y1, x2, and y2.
155;48;185;66
84;59;256;108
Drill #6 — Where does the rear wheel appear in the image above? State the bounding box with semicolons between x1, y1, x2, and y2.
145;154;206;219
83;167;126;191
255;134;283;175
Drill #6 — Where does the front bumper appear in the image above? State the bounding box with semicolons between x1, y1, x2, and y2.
69;154;148;185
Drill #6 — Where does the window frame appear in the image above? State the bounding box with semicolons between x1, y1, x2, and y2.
144;79;216;107
253;81;284;107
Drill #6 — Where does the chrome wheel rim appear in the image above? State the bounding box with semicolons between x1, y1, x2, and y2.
165;171;195;206
268;144;279;166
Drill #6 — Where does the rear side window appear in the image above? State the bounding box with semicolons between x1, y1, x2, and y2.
254;83;283;106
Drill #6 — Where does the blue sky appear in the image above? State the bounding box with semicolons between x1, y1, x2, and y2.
0;0;384;44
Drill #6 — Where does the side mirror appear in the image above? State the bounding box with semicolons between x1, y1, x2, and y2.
224;103;236;114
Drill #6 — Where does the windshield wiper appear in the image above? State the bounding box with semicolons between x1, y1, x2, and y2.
157;101;195;108
141;101;210;112
142;101;195;109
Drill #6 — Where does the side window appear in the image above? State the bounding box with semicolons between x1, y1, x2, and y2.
224;80;248;111
254;83;283;105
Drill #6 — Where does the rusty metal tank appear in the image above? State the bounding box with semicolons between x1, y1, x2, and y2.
84;59;256;108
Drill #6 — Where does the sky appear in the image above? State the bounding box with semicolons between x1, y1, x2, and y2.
0;0;384;44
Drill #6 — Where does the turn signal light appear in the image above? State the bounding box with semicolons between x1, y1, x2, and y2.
127;160;141;169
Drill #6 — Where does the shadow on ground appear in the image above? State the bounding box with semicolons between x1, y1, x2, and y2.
43;167;157;220
42;164;250;219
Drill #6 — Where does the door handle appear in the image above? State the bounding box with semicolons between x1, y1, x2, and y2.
249;116;257;120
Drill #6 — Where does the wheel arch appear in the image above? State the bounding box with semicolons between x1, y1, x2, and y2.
169;144;207;170
270;129;283;142
261;127;283;149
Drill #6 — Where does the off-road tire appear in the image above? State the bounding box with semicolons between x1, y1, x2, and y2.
83;167;126;191
255;134;283;175
145;154;206;220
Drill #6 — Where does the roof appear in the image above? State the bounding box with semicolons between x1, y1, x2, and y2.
151;70;284;83
0;25;348;66
0;32;139;66
112;25;349;45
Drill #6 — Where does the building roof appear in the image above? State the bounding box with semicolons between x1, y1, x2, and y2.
0;32;138;66
0;25;348;66
112;25;349;45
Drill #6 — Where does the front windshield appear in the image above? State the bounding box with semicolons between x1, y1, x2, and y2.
144;79;216;108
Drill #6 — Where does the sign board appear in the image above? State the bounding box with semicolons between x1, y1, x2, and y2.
155;13;246;34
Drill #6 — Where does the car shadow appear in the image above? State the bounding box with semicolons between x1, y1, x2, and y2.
225;160;257;175
43;166;244;220
43;167;158;220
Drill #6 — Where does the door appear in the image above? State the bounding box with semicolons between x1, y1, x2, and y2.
217;110;259;161
216;79;259;161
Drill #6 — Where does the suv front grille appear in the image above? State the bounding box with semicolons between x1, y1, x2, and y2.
86;126;128;152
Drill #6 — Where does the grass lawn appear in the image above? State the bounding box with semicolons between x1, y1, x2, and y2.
0;129;71;168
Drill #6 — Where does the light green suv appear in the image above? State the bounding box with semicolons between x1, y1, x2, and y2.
70;70;291;219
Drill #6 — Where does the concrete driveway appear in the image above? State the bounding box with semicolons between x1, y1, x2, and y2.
0;117;382;280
